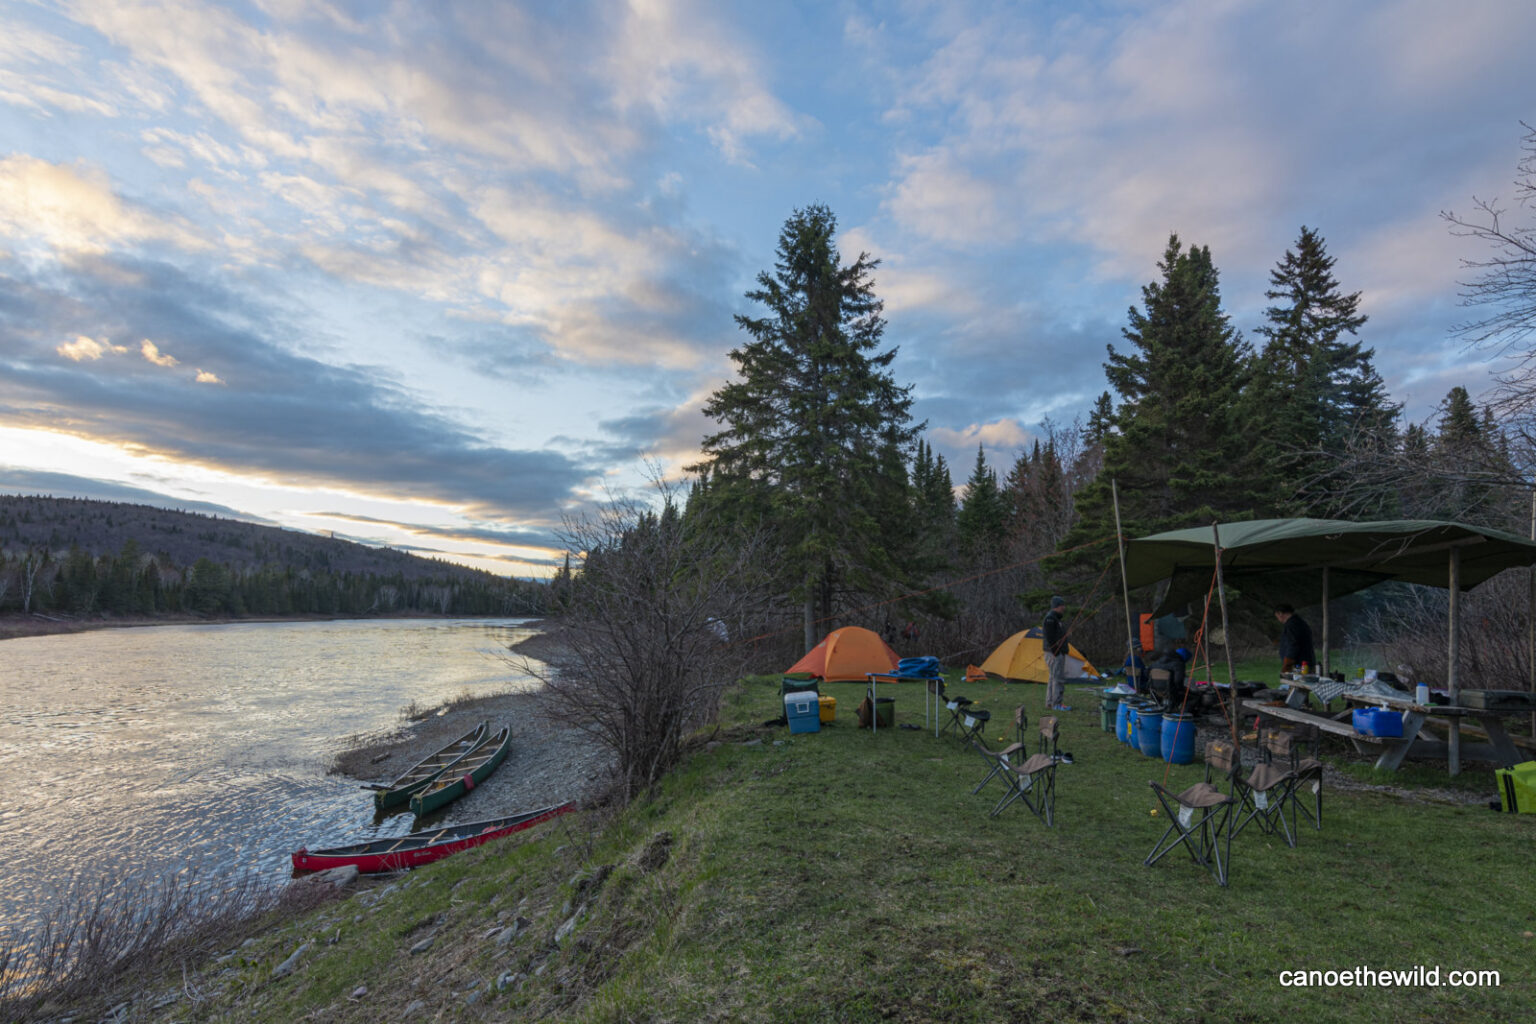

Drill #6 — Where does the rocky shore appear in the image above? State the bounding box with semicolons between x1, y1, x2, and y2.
329;622;615;816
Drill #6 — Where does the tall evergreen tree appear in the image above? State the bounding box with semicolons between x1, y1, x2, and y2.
1085;391;1115;446
1250;226;1396;508
910;439;957;564
956;445;1007;556
695;205;919;649
1058;235;1261;588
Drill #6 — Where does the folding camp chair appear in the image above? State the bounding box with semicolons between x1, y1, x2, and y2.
1145;740;1238;886
1261;725;1324;832
970;706;1031;795
1211;736;1298;847
989;715;1061;825
940;692;976;738
956;705;992;746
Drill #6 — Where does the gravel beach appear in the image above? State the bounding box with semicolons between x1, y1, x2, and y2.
330;622;615;817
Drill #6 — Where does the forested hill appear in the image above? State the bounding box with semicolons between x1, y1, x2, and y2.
0;494;547;619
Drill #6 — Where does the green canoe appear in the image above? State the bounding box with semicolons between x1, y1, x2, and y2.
409;724;512;817
370;720;487;812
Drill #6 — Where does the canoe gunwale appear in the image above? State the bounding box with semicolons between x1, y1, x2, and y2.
372;720;487;811
291;802;574;874
408;724;512;817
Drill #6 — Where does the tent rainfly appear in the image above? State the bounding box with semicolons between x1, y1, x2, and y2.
785;627;900;682
981;628;1102;684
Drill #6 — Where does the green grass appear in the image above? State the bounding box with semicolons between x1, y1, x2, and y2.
80;670;1536;1024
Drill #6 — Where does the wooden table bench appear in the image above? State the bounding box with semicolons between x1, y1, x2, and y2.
1241;695;1523;771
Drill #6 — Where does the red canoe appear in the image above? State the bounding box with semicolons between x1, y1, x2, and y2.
291;803;574;874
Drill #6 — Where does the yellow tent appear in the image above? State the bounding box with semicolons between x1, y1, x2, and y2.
980;627;1101;683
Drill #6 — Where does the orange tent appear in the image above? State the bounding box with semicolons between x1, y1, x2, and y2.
786;627;900;681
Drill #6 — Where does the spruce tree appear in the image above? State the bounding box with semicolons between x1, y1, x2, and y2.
695;205;919;649
1250;226;1396;508
956;445;1007;557
1085;392;1115;446
1057;235;1260;590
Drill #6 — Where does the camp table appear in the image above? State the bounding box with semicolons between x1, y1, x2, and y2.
1243;686;1526;771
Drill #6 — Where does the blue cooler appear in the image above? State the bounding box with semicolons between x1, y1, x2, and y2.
785;690;821;734
1352;707;1403;738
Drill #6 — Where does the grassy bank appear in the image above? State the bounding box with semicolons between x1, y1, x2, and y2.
51;670;1533;1023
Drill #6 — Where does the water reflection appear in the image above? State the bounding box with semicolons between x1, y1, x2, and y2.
0;618;543;939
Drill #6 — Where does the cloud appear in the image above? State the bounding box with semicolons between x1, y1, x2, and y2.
603;0;803;162
57;335;128;361
0;155;206;254
874;0;1536;281
140;339;179;367
929;417;1034;474
305;510;561;553
194;369;224;384
0;252;599;521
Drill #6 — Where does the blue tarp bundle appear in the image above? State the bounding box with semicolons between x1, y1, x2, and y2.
895;656;942;678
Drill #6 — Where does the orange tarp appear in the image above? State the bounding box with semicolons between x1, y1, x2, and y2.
786;626;900;682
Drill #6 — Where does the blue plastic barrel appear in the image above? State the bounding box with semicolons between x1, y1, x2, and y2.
1136;709;1163;756
1116;698;1131;745
1161;713;1196;764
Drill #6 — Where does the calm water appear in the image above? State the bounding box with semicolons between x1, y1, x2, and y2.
0;618;544;939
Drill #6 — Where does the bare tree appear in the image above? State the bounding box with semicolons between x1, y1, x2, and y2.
529;479;770;804
1443;121;1536;447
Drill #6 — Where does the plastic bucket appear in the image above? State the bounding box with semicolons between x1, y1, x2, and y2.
875;696;894;728
1161;713;1196;764
1136;709;1164;757
1116;699;1132;745
1099;694;1120;733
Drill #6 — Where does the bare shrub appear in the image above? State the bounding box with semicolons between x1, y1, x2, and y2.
524;480;770;804
1356;572;1534;701
0;868;312;1022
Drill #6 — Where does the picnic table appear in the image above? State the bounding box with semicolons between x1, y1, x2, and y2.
1242;674;1525;771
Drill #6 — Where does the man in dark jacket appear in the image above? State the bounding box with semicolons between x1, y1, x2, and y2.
1274;603;1317;672
1149;647;1191;710
1042;595;1071;711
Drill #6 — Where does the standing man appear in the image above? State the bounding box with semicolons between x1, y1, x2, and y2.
1042;595;1072;711
1274;603;1317;673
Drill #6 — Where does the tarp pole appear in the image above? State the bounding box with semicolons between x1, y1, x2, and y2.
1321;566;1330;676
1112;480;1136;672
1212;523;1239;747
1448;547;1462;777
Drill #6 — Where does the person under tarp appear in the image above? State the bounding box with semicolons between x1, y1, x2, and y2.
1148;647;1191;710
1274;603;1317;673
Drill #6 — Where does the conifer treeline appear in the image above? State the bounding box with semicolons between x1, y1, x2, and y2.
677;209;1527;664
0;543;545;618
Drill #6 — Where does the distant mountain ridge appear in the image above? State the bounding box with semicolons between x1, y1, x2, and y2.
0;494;487;580
0;494;545;620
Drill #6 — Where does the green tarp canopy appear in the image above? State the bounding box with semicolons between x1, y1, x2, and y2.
1124;518;1536;613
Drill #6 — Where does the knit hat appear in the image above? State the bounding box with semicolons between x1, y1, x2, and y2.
1050;595;1066;608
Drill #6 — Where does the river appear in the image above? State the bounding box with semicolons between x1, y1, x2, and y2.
0;617;545;943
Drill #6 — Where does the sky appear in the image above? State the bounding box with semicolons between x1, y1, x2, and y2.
2;0;1533;576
